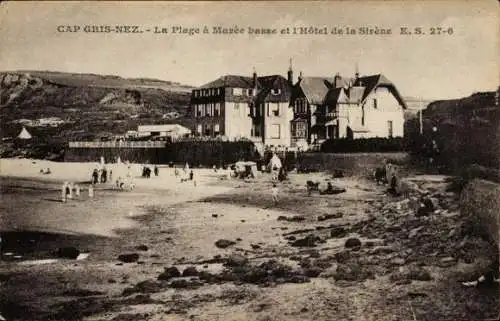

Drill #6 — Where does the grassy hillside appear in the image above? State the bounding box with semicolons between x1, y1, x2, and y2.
406;89;500;171
0;71;195;142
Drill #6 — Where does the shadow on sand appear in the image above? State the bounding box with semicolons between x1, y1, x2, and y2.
0;230;110;261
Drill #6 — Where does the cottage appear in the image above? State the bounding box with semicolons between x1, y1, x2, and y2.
290;71;407;145
136;124;192;140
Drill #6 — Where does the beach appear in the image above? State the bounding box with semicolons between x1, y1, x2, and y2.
0;158;498;321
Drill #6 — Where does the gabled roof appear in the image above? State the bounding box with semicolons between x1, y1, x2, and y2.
324;88;343;106
354;74;407;109
298;77;335;105
256;75;292;102
199;75;257;89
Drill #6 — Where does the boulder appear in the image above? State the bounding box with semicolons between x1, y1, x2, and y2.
57;247;80;260
226;253;248;267
344;238;362;250
136;244;149;251
330;227;347;238
117;253;140;263
158;266;181;281
290;234;321;247
169;279;202;289
318;212;343;221
215;239;236;248
182;266;199;277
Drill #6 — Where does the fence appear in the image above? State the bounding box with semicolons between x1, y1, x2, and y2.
68;141;166;148
65;140;259;165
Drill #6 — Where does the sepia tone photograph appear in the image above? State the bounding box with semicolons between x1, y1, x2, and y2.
0;1;498;320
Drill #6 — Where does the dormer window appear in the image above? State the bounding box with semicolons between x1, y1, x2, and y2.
271;88;281;95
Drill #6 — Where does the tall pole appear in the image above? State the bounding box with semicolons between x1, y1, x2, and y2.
419;97;423;135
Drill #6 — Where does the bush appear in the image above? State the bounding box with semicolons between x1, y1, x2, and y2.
320;137;406;153
165;140;259;166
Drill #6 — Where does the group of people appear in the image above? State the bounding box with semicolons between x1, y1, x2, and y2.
142;165;159;178
92;167;112;184
61;181;92;202
175;163;197;186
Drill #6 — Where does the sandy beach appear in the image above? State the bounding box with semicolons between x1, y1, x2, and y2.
0;158;498;321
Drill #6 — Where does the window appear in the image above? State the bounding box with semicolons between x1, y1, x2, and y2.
248;89;254;96
373;98;378;109
272;103;280;116
293;121;307;138
194;91;199;98
234;103;240;110
204;123;212;136
233;88;243;96
214;123;220;135
214;103;221;116
271;88;281;95
196;124;202;134
270;124;281;138
387;120;393;138
361;104;365;126
295;98;306;114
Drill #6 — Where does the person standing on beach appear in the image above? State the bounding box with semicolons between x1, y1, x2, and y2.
271;183;279;205
88;184;94;198
66;183;73;200
75;184;80;197
61;182;67;202
92;169;99;185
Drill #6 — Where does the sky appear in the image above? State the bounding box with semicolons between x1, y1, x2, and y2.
0;1;498;100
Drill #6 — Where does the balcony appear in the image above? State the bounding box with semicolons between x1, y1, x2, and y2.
325;112;338;120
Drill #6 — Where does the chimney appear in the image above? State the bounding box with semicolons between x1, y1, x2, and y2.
287;58;294;84
298;71;303;83
252;67;257;88
354;62;359;83
334;72;342;88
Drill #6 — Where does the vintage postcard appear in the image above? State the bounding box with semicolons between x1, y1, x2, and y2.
0;1;498;320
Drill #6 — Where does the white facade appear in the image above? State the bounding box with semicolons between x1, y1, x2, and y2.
263;102;294;147
337;87;404;139
224;102;253;140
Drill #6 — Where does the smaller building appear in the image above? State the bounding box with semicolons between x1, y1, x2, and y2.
137;124;192;139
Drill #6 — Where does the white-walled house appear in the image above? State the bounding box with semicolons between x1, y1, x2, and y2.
190;71;294;148
290;73;407;145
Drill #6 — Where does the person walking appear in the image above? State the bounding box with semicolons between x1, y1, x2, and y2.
271;183;279;205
